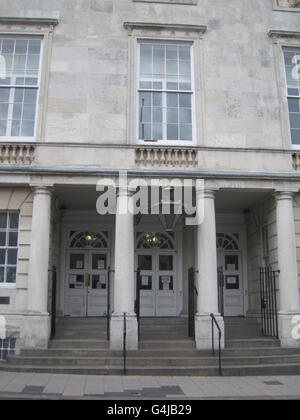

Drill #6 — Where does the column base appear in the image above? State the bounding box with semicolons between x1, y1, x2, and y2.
195;314;224;350
109;312;138;351
278;312;300;348
19;312;50;349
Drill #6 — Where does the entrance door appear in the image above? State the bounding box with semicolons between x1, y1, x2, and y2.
65;250;109;316
137;251;177;316
218;251;244;316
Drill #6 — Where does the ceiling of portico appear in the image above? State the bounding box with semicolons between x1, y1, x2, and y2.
215;189;272;213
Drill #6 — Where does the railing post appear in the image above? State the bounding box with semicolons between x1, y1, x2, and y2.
135;269;141;342
123;312;127;376
50;265;57;340
210;313;222;376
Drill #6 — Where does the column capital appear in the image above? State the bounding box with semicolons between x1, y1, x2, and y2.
196;188;218;199
30;184;54;195
274;191;295;201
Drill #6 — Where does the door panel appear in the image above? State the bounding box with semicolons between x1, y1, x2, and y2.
66;251;88;316
65;250;109;317
218;251;244;316
137;252;177;317
87;252;108;316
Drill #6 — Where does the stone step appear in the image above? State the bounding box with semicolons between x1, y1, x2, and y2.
19;346;300;358
2;362;300;377
225;339;280;348
7;354;300;367
49;339;109;349
139;340;195;349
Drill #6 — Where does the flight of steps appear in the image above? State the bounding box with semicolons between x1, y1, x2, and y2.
2;317;300;376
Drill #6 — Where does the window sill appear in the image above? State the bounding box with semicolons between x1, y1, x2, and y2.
0;283;16;289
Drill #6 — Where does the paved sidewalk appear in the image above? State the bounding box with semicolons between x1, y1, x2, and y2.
0;371;300;399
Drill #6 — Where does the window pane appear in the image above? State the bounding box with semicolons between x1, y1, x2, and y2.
0;267;4;283
138;255;152;271
21;120;34;136
153;93;162;106
153;107;162;123
139;92;151;107
70;253;85;269
15;40;28;54
159;255;173;270
12;104;22;119
0;232;6;246
28;40;41;54
166;45;177;59
167;108;178;123
167;124;178;140
0;213;7;229
8;232;18;247
140;106;151;123
23;104;36;120
11;120;21;136
153;123;162;140
179;108;192;123
0;120;6;136
9;213;19;229
179;46;190;60
288;98;300;113
179;93;191;107
6;266;16;283
139;123;151;140
24;89;37;104
180;124;192;141
2;40;14;54
291;129;300;145
0;249;5;265
7;249;17;265
0;88;10;102
167;93;178;107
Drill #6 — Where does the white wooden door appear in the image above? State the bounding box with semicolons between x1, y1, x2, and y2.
65;250;109;316
218;251;244;316
137;251;177;317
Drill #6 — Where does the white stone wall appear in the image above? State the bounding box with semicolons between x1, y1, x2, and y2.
0;188;33;327
0;0;298;172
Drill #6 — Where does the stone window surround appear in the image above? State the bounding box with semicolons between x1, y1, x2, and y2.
0;17;59;144
124;22;207;147
268;30;300;150
273;0;300;12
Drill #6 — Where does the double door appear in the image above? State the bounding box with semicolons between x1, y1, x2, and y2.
218;251;244;316
65;250;109;316
137;251;177;317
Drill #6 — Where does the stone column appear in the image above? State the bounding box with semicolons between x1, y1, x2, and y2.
195;189;224;349
110;187;138;350
21;186;52;349
275;191;300;347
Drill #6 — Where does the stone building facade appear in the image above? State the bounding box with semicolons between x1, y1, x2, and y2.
0;0;300;352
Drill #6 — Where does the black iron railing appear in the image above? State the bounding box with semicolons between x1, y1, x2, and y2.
107;267;114;341
210;313;222;376
217;267;224;317
50;265;57;340
188;267;198;339
260;266;279;338
134;268;141;342
123;312;127;375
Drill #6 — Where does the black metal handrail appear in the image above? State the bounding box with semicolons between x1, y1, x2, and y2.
210;313;222;376
134;268;141;342
123;312;127;376
107;267;114;341
49;265;57;340
188;267;198;339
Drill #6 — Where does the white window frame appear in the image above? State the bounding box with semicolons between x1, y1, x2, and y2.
0;35;43;142
124;22;206;147
136;40;196;146
0;17;58;143
268;31;300;149
282;46;300;147
0;211;19;287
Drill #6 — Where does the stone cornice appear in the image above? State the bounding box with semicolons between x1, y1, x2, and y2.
0;17;59;27
124;21;207;34
268;29;300;39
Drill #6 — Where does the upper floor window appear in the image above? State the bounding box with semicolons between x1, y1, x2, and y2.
0;211;19;284
283;47;300;145
0;36;42;140
137;41;195;144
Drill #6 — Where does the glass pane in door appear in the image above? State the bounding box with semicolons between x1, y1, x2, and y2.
159;255;173;270
70;253;85;269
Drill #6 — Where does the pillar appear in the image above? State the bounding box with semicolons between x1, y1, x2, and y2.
110;187;138;350
194;189;224;349
275;191;300;347
20;185;52;349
